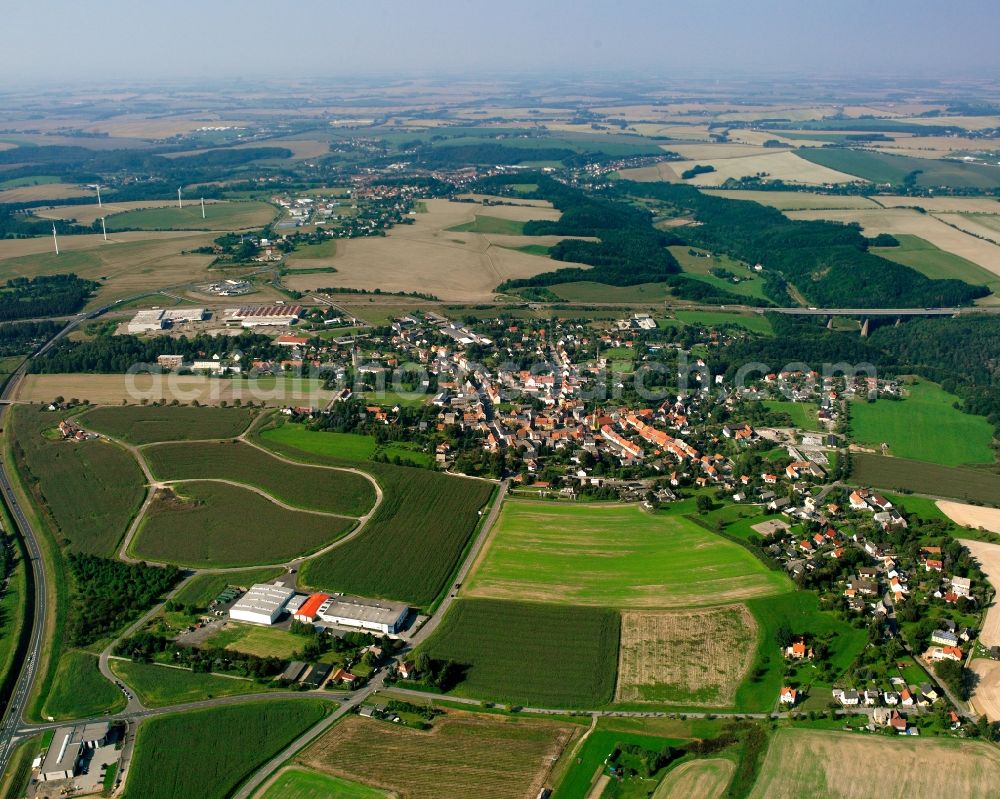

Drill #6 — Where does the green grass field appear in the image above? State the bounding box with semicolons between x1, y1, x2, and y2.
105;200;278;231
419;598;620;707
850;453;1000;504
261;769;388;799
143;440;376;516
798;148;1000;189
669;245;769;301
850;381;995;466
549;281;673;303
123;700;329;799
259;424;376;461
448;215;527;235
83;405;256;443
133;481;355;567
42;651;125;720
12;406;146;555
204;623;303;659
172;567;287;608
673;311;774;335
762;400;822;432
553;729;688;799
109;659;275;707
873;234;1000;293
286;238;338;263
466;501;791;608
740;592;867;712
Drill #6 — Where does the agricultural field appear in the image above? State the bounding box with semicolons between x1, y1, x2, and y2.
672;310;773;334
123;700;329;799
142;440;377;516
42;651;125;720
171;567;287;608
0;182;93;203
616;606;757;707
872;234;1000;293
280;199;568;301
957;539;1000;647
797;148;1000;190
670;151;859;186
298;464;493;608
0;231;218;307
465;501;791;608
748;729;1000;799
260;768;389;799
284;238;338;264
82;404;256;443
299;711;580;799
260;423;376;461
418;598;619;707
204;622;303;659
448;215;527;235
940;502;1000;535
876;196;1000;214
34;199;228;226
850;381;995;466
782;207;1000;279
653;759;734;799
11;405;146;555
703;189;879;210
547;280;671;303
132;481;355;567
969;658;1000;721
105;200;277;231
108;659;275;707
851;453;1000;504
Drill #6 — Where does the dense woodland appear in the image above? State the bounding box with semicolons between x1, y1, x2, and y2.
67;554;180;646
0;320;63;356
33;330;286;373
0;274;97;321
619;181;988;308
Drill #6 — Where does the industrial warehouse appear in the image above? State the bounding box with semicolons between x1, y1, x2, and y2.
228;584;408;634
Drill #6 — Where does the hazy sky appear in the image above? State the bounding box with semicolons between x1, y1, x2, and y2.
3;0;998;85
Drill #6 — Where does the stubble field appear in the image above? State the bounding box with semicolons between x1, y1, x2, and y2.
299;712;580;799
281;199;575;301
957;538;1000;647
652;759;734;799
616;606;757;706
748;729;1000;799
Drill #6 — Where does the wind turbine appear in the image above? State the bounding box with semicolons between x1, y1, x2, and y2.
201;197;206;219
177;187;183;209
101;217;107;241
94;184;102;208
52;224;59;255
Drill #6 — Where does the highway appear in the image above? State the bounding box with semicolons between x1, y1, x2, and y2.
0;304;129;775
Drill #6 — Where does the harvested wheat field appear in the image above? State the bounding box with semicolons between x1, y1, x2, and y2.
618;162;682;182
16;374;336;407
672;151;859;186
940;503;1000;534
958;538;1000;647
0;183;93;203
616;606;757;706
784;207;1000;277
970;659;1000;721
667;143;769;160
298;712;579;799
876;196;1000;214
937;213;1000;243
652;758;734;799
282;199;573;301
749;729;1000;799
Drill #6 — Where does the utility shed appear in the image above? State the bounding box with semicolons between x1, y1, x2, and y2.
229;583;296;625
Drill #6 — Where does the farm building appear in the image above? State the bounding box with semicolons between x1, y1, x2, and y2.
316;595;408;634
229;583;296;625
293;593;330;623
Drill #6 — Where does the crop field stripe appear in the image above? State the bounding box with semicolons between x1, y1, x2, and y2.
82;405;257;443
419;598;620;708
851;452;1000;505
